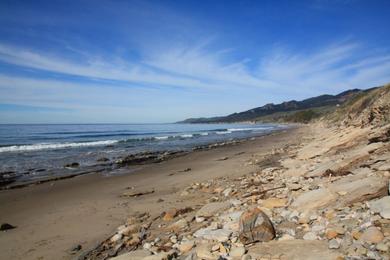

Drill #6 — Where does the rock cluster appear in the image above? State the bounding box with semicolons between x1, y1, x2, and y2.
82;118;390;260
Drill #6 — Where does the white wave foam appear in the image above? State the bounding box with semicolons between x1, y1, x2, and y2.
154;136;169;140
200;132;209;136
0;140;119;153
216;131;232;135
180;134;193;138
227;127;268;132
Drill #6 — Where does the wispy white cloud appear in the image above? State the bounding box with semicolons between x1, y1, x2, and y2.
0;39;389;123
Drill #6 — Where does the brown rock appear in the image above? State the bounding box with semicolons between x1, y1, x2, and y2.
239;207;275;244
326;230;338;240
360;227;384;244
163;208;178;221
178;240;195;254
351;230;362;240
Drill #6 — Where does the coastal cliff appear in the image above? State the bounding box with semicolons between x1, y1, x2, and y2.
180;86;381;124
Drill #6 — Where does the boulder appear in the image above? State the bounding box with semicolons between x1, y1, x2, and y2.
239;207;275;244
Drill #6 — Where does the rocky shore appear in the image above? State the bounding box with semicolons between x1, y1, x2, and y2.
0;137;251;190
78;86;390;259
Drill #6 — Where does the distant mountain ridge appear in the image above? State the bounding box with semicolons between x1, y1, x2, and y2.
180;87;378;123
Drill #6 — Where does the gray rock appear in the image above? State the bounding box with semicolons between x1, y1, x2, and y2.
193;227;232;242
368;196;390;219
196;201;231;218
303;232;317;240
328;239;340;249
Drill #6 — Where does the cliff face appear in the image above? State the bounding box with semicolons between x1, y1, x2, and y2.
336;84;390;127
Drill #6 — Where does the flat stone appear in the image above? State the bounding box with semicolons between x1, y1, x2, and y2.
303;232;317;240
109;250;150;260
261;198;287;209
196;201;231;218
230;246;246;258
292;175;388;211
360;226;384;244
178;240;195;254
239;207;275;244
291;188;336;211
369;196;390;219
143;252;171;260
167;218;188;232
247;240;341;260
331;176;388;205
195;243;215;259
193;227;232;242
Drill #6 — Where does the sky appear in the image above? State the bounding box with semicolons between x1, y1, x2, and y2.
0;0;389;124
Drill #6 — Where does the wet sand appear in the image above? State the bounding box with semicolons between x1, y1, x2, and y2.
0;126;306;259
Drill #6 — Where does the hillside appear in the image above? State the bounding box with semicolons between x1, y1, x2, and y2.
180;87;378;124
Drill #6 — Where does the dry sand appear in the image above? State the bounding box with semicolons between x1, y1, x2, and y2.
0;127;306;259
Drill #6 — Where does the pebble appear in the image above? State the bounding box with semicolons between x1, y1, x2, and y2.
328;239;340;249
110;233;122;243
143;242;152;250
303;232;317;240
376;242;389;252
326;230;338;239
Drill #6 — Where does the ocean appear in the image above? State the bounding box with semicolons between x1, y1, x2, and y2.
0;123;284;184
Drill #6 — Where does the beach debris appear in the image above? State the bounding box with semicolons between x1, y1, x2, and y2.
70;244;82;253
0;223;16;231
120;190;155;198
216;156;229;161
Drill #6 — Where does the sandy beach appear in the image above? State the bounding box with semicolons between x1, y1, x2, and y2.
0;127;305;259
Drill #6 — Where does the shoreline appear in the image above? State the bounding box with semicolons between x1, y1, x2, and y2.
0;126;305;259
1;126;293;191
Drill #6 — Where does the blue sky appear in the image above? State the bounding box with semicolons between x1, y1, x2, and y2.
0;0;389;123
